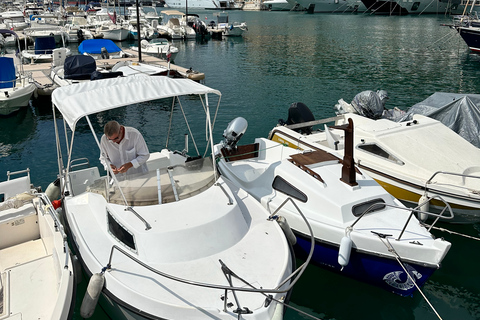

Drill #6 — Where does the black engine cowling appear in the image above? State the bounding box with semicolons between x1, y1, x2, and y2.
279;102;315;134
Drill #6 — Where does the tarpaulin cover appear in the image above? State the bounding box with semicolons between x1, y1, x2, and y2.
0;57;16;89
402;92;480;148
78;39;121;54
64;55;96;80
34;36;56;54
351;90;385;120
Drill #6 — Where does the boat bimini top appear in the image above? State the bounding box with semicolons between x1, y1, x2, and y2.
52;76;221;131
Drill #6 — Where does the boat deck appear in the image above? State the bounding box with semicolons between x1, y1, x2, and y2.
0;239;58;319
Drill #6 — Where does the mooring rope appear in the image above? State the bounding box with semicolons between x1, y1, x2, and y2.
378;236;442;320
421;223;480;241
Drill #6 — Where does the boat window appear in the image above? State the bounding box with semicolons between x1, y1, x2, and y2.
352;198;386;217
356;143;404;165
107;209;136;251
410;2;420;10
272;176;308;203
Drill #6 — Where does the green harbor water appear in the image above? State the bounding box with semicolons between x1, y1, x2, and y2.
1;10;480;320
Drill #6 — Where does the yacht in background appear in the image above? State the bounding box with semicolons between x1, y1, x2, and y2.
162;0;221;9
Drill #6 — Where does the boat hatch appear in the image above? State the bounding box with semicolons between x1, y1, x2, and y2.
272;176;308;202
352;198;386;217
107;208;137;252
356;143;404;165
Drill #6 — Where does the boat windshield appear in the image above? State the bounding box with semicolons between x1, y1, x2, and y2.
86;156;216;206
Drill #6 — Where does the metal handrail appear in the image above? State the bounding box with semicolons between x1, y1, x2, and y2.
69;157;90;170
348;197;454;241
36;193;71;270
425;170;480;191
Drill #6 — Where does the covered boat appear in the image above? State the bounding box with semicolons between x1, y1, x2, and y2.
275;101;480;223
78;39;132;59
401;92;480;148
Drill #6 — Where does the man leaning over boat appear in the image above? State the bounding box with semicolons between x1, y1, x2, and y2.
99;120;150;178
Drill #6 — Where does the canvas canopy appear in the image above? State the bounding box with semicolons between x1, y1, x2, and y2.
51;76;221;131
402;92;480;148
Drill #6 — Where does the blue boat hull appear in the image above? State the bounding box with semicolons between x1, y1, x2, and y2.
294;233;437;297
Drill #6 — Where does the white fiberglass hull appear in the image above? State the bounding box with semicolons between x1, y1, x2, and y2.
215;136;450;296
270;113;480;223
0;83;36;115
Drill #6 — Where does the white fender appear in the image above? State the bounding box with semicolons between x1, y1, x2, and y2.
418;194;429;222
338;236;352;269
80;272;105;318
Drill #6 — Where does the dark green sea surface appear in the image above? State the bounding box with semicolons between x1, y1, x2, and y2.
1;10;480;320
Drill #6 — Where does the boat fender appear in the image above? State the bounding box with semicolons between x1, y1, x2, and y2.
80;272;105;318
418;194;429;222
338;236;352;270
276;215;297;246
72;254;83;285
45;178;60;201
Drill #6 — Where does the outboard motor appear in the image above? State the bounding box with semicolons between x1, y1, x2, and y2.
221;117;248;151
100;47;109;59
77;29;84;43
279;102;315;134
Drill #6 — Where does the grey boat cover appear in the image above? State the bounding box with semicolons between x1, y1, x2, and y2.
402;92;480;148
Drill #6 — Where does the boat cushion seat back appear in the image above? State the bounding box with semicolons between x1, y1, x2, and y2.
0;57;16;89
0;176;31;201
34;36;56;55
0;202;39;250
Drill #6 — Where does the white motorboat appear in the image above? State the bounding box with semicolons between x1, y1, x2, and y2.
21;27;71;63
162;0;221;9
89;8;130;41
0;30;36;116
0;168;76;319
0;10;29;31
51;76;301;319
209;12;247;37
215;116;452;296
270;102;480;223
127;17;159;40
64;16;95;43
130;38;179;61
96;22;130;41
157;10;187;40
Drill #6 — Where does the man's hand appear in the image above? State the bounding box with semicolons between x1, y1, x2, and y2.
118;162;133;174
110;164;120;174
